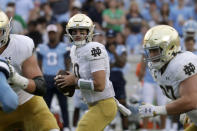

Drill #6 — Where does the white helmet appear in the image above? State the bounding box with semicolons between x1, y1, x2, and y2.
0;11;11;48
182;19;197;38
66;13;95;47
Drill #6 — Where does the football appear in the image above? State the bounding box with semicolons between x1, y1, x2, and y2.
56;70;75;97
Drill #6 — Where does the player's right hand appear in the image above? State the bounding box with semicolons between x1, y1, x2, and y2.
54;70;75;97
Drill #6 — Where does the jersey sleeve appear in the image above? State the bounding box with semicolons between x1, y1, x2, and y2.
21;36;35;58
85;42;106;61
89;58;106;73
12;35;35;64
85;42;108;73
175;52;197;83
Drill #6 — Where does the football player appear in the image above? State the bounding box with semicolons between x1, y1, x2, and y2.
55;14;118;131
138;25;197;131
0;11;59;131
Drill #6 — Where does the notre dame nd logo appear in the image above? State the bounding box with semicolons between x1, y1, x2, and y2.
183;62;195;76
91;47;101;57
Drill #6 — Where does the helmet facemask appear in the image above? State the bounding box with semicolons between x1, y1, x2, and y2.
67;27;93;47
144;45;166;69
0;15;11;48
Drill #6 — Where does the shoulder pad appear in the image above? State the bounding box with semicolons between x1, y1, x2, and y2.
85;42;107;61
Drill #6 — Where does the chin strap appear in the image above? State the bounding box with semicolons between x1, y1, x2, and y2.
74;40;86;47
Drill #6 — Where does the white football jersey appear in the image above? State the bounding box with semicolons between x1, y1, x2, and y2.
150;51;197;125
1;34;34;105
70;42;115;103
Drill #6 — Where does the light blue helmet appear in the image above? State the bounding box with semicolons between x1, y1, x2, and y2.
182;19;197;38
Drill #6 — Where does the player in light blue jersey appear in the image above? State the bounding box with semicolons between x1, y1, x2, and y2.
0;57;18;113
37;24;71;130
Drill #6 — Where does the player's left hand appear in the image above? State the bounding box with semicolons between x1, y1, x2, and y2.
54;72;78;88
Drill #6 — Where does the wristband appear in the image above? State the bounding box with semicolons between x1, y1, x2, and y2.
155;106;167;115
12;73;29;89
77;78;94;90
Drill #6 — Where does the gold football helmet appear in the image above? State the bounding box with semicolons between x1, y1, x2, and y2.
0;11;11;48
143;25;180;69
66;13;95;46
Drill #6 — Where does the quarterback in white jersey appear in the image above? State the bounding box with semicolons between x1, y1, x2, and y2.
55;14;118;131
0;11;59;131
138;25;197;131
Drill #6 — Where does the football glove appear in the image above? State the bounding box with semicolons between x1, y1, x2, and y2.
8;63;29;89
180;113;191;126
139;103;167;118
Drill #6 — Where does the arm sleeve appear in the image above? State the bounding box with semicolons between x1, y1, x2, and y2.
0;72;18;112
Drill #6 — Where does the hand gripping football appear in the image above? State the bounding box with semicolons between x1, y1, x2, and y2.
56;70;75;97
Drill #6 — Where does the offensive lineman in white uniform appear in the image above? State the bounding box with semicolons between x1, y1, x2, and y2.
0;11;59;131
55;14;118;131
138;25;197;131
